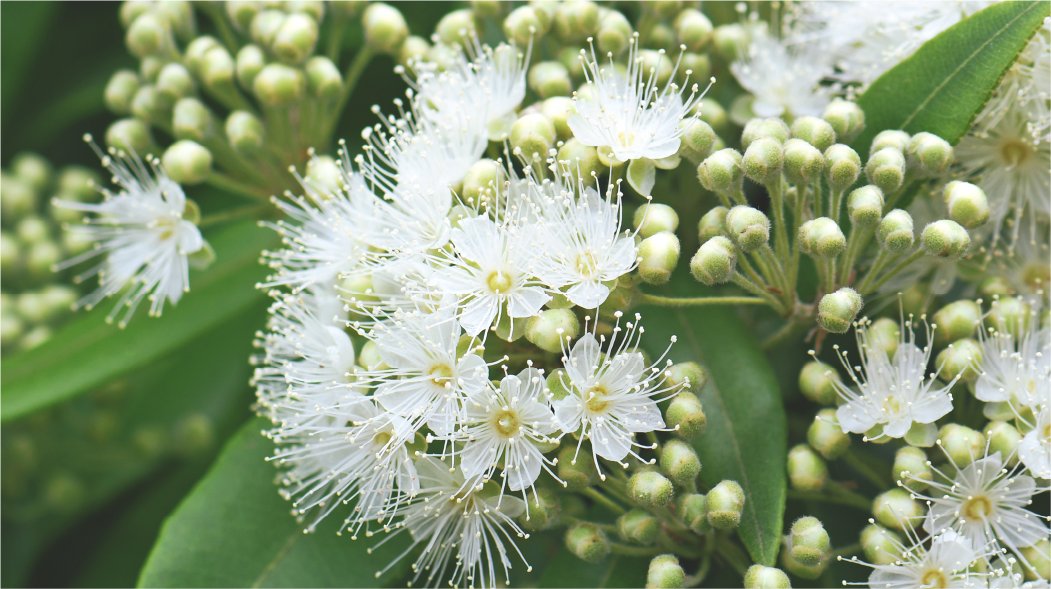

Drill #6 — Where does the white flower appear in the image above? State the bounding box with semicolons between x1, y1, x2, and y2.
975;19;1051;142
730;28;833;120
553;313;679;469
54;139;205;326
1019;404;1051;479
846;529;989;589
833;317;958;440
973;303;1050;411
569;37;707;162
456;367;559;493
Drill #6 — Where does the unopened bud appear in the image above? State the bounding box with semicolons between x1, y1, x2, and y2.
660;439;701;489
678;119;717;162
818;288;862;333
877;209;914;252
799;361;839;405
988;296;1032;338
27;242;62;279
696;97;728;134
725;205;769;252
460;159;505;205
783;138;824;186
870;130;910;153
554;0;600;43
556;139;601;180
697;148;742;194
225;111;265;153
867;317;901;358
528;61;572;98
637;231;680;285
520;485;562;532
985;421;1023;466
596;10;632;54
822;99;865;142
126;13;169;58
130;85;173;124
156;63;195;100
789;516;830;566
675;9;712;52
741;117;790;148
629;471;675;509
697;206;728;243
936;337;981;383
646;554;686;589
690;236;735;285
634;203;679;238
503;6;547;47
253;63;306;106
788;444;827;491
742;138;784;184
200;46;236;89
526;308;580;353
921;220;970;259
436;9;477;45
861;524;902;565
942;181;989;229
743;565;790;589
363;3;408;54
707;479;745;530
931;300;980;346
272;12;318;64
799;217;846;258
807;409;850;459
665;391;707;440
105;118;154;153
937;424;985;467
510;113;556;161
172;97;215;141
304;56;342;100
236;45;266;89
791;117;836;152
893;446;932;489
712;23;749;61
184;36;222;76
617;508;659;546
557;444;598;489
162;140;212;184
105;70;141;114
565;523;610;563
865;147;906;195
398;35;430;68
847;185;885;227
540;96;574;139
1020;539;1051;580
675;493;708;534
824;144;861;193
872;489;922;531
907;132;953;175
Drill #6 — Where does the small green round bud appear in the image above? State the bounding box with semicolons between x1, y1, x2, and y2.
725;205;770;253
162;140;212;185
105;70;141;114
461;159;506;205
16;216;50;245
225;111;265;153
235;45;266;89
526;308;580;353
596;10;632;55
936;337;981;383
817;288;863;334
696;98;728;134
942;181;989;229
253;63;306;106
226;1;260;31
629;471;675;509
865;147;906;195
677;493;709;533
554;0;600;43
674;9;712;52
697;148;743;194
807;409;850;459
27;242;62;279
788;444;827;491
798;361;840;405
988;296;1032;338
697;206;728;243
634;203;679;238
790;116;836;152
742;117;790;148
932;300;980;346
861;524;903;565
871;130;910;153
566;523;610;563
690;236;736;286
872;489;922;531
743;565;790;589
937;424;985;467
799;217;846;258
130;85;173;124
398;35;430;68
712;23;749;62
847;185;885;227
783;138;824;186
540;96;574;139
126;13;169;58
520;485;562;532
824;144;861;192
637;231;680;285
200;46;236;89
646;554;686;589
678;118;717;163
789;516;830;566
877;209;914;252
528;61;572;98
155;1;195;40
556;139;601;180
985;420;1023;466
617;508;660;546
892;446;933;489
822;98;865;142
1;311;24;348
43;472;86;514
363;3;408;54
907;131;954;175
665;391;707;440
172;97;215;141
156;63;195;100
436;9;478;45
503;6;547;47
11;153;50;194
105;118;154;153
357;339;386;371
510;113;556;161
304;155;342;196
867;317;901;358
184;36;222;76
272;12;318;64
557;444;598;489
1020;539;1051;580
305;56;342;100
742;138;784;184
638;49;674;87
707;479;745;530
921;220;970;259
57;166;98;201
660;439;702;489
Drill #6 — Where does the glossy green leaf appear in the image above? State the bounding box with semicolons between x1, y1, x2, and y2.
854;1;1049;157
1;220;275;423
643;304;787;566
138;419;410;588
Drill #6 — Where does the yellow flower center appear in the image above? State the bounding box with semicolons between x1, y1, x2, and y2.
920;568;949;588
962;495;993;521
485;270;514;294
585;384;611;414
1000;138;1033;167
372;430;393;449
576;250;599;279
492;409;521;438
428;363;453;387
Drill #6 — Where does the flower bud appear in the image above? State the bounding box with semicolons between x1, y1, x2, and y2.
460;159;505;206
105;118;154;153
847;185;884;227
436;9;477;45
363;3;408;54
520;485;562;532
272;12;318;64
526;308;580;353
398;35;430;68
253;63;306;106
646;554;686;589
867;317;901;358
877;209;914;252
1020;539;1051;581
712;23;749;62
554;0;600;43
634;203;679;238
629;471;675;509
743;565;790;589
130;85;174;124
126;13;169;58
184;36;222;76
865;147;906;195
931;300;980;345
540;96;574;139
557;444;598;489
304;56;342;100
936;337;981;383
799;217;846;258
942;181;989;229
872;489;922;531
907;131;953;175
822;99;865;142
697;148;742;194
742;138;783;184
528;61;572;98
235;45;266;89
637;231;680;285
690;236;735;286
172;97;215;142
356;340;385;371
565;523;610;563
105;70;141;114
697;206;728;243
225;111;265;153
617;508;659;546
807;409;850;459
200;46;236;89
985;421;1023;466
162;140;212;185
824;144;861;193
556;139;601;180
817;288;863;334
891;446;932;491
725;206;769;252
790;117;836;152
937;424;985;467
303;155;341;197
596;10;632;54
226;1;260;31
664;391;707;441
741;117;790;148
660;439;701;489
16;216;50;245
11;153;50;195
788;444;827;491
510;113;556;161
789;516;830;566
707;479;745;530
27;242;61;279
861;524;902;565
987;296;1032;338
503;6;547;47
156;63;195;100
678;119;717;162
782;139;824;186
798;361;839;405
921;220;970;259
871;130;910;153
674;493;709;534
695;97;728;134
674;9;712;52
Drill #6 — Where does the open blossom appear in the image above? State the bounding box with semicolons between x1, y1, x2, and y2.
54;139;206;327
845;529;990;589
730;28;832;120
973;301;1050;411
1019;404;1051;479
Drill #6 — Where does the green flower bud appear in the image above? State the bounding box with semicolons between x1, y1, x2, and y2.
528;61;572;98
942;181;989;229
675;9;712;52
43;472;86;514
27;242;62;279
520;485;562;532
105;118;154;153
634;203;679;238
818;288;863;333
398;35;430;68
646;554;686;589
861;524;903;565
869;130;910;154
105;70;141;114
788;444;827;491
932;300;981;345
126;13;169;58
250;9;285;47
253;63;306;106
162;140;212;184
1;311;24;348
742;137;784;184
225;110;265;153
156;62;194;100
470;0;502;18
200;46;236;89
678;118;717;163
877;208;914;252
226;1;260;31
155;1;194;40
637;231;680;285
697;206;728;243
436;9;477;45
985;420;1023;466
677;493;709;533
629;471;675;509
558;444;598;489
697;148;743;194
741;117;790;148
305;56;342;100
937;424;985;467
921;219;970;259
1020;538;1051;580
822;98;865;142
526;308;580;353
781;547;827;580
807;409;850;459
235;45;266;89
707;479;745;530
618;508;660;545
556;139;601;180
865;147;906;195
743;565;790;589
907;131;954;175
791;117;836;152
566;523;610;563
798;361;839;405
789;516;830;566
847;185;885;227
988;296;1032;338
799;217;846;258
554;0;600;43
696;97;728;134
596;9;633;55
824;144;861;193
130;85;174;124
503;6;547;47
56;166;97;201
712;23;749;62
357;339;386;371
460;159;505;206
304;155;342;196
678;52;710;86
510;112;556;162
363;3;408;54
891;446;932;490
172;97;215;141
538;96;573;140
11;153;50;196
872;489;922;531
638;49;674;87
660;439;701;489
783;138;824;186
936;337;981;383
867;317;901;358
16;216;50;245
690;235;736;286
725;205;770;253
272;12;318;64
184;36;222;76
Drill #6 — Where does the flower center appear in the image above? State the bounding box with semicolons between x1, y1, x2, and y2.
1022;262;1050;290
881;395;902;416
485;270;514;294
999;138;1032;167
492;409;521;438
575;250;599;279
919;568;949;588
428;363;454;387
585;384;611;414
962;495;993;521
371;430;393;449
617;129;636;148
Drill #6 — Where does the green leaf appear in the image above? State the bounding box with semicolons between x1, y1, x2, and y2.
643;305;787;566
1;220;276;423
138;419;410;588
854;1;1050;157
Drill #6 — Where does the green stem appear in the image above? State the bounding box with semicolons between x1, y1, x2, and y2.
854;249;898;293
200;3;240;52
199;203;272;227
324;48;374;142
714;539;750;577
205;172;272;201
788;488;870;511
840;449;892;489
638;294;769;307
832;543;862;558
861;249;925;295
731;273;787;314
582;488;627;515
829;188;846;224
610;542;663;557
769;179;791;264
761;312;812;350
